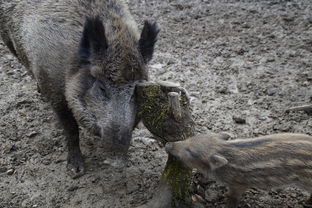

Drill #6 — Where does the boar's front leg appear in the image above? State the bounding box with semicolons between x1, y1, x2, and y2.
54;104;84;179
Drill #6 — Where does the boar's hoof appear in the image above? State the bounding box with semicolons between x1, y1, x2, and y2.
67;152;85;179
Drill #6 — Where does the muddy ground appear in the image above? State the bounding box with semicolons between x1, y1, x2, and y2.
0;0;312;207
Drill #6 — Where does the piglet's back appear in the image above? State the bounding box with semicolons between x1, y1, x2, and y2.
218;133;312;191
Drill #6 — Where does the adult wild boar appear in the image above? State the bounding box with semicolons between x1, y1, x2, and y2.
0;0;159;178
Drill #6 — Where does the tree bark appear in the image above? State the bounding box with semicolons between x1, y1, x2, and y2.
135;81;195;208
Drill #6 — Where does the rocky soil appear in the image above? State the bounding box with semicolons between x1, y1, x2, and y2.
0;0;311;207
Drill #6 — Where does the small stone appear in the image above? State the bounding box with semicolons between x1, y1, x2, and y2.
103;159;111;165
257;113;268;120
283;16;295;22
0;167;8;173
67;185;79;192
232;115;246;124
267;57;275;62
27;131;38;138
192;194;205;203
216;86;227;94
267;88;278;96
9;144;17;152
6;169;14;175
42;159;51;165
307;73;312;81
4;144;17;154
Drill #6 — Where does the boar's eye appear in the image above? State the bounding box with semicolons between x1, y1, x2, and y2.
93;81;110;99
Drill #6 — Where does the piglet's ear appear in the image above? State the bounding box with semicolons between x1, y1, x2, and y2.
139;20;160;63
209;154;228;170
79;16;108;62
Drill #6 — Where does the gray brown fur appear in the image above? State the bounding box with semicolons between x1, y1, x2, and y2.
0;0;159;178
165;133;312;208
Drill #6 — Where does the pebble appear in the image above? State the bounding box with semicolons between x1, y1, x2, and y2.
257;113;268;120
6;169;14;175
267;88;278;96
42;159;51;165
67;186;79;192
192;194;205;203
27;131;38;138
233;115;246;124
0;167;8;173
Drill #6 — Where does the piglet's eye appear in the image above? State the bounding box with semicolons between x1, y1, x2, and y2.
186;148;199;158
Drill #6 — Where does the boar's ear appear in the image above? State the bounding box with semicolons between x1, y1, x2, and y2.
209;154;228;170
79;16;108;62
139;20;160;63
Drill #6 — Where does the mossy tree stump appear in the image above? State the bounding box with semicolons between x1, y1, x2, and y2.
135;81;195;208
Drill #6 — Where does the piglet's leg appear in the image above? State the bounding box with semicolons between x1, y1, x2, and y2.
304;194;312;208
226;187;244;208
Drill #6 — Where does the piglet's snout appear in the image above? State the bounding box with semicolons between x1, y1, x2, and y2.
165;142;173;153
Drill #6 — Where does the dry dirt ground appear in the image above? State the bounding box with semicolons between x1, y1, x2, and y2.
0;0;312;207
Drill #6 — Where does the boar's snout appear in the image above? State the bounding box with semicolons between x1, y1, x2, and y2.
101;123;133;147
68;81;138;148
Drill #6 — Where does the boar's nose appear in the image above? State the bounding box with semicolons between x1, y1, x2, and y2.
165;142;173;152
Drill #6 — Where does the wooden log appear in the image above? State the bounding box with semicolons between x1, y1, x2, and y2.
286;104;312;114
135;81;195;208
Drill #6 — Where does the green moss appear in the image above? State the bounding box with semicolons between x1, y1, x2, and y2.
161;155;192;206
137;85;171;139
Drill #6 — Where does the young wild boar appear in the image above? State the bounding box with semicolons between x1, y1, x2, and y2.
0;0;159;178
165;133;312;208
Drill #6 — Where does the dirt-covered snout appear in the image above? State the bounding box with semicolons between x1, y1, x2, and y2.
165;134;229;176
86;81;138;145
